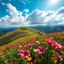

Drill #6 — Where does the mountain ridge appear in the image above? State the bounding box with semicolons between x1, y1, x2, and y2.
0;27;45;46
0;25;64;36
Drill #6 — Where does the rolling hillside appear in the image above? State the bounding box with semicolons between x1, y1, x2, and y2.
0;27;45;46
0;27;64;64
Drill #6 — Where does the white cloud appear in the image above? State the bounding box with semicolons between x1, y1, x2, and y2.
6;3;21;16
26;9;55;25
23;9;29;13
0;3;28;27
2;2;5;5
0;3;64;27
26;7;64;26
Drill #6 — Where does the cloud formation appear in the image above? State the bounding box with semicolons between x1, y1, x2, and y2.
27;8;64;26
0;3;28;27
0;3;64;27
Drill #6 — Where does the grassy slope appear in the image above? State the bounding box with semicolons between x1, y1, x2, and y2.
0;27;45;46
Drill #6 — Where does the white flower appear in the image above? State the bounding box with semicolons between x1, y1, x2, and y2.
19;45;22;48
36;41;40;44
33;49;37;52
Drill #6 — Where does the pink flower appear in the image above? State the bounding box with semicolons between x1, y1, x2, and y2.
21;50;30;59
56;52;63;61
45;39;62;51
24;43;35;48
36;46;48;54
0;55;2;58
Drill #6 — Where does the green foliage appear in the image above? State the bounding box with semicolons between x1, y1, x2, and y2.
54;35;62;44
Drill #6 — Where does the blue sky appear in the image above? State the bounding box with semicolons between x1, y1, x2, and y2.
0;0;64;27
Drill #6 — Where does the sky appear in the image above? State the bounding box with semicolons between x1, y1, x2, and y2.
0;0;64;27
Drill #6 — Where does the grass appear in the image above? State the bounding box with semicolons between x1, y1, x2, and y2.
0;27;45;46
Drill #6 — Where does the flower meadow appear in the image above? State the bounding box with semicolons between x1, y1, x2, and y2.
0;38;64;64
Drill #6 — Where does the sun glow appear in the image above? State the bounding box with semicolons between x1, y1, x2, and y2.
49;0;60;5
45;0;61;9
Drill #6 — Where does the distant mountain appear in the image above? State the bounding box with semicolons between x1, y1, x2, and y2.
30;25;64;33
0;25;64;37
0;27;18;36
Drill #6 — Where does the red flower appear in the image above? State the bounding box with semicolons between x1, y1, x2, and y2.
38;62;41;64
13;60;17;63
39;56;43;60
62;46;64;48
0;55;2;58
30;62;34;64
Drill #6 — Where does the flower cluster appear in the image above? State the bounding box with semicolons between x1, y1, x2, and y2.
0;38;64;64
36;46;48;54
45;39;62;51
45;39;64;61
18;48;30;59
20;50;30;59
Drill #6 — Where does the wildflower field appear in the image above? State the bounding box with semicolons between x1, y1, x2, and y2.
0;35;64;64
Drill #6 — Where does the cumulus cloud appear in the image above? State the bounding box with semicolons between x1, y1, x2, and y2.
0;3;28;27
7;3;23;17
0;3;64;27
27;7;64;26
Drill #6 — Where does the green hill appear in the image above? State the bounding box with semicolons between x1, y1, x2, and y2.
0;27;45;46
